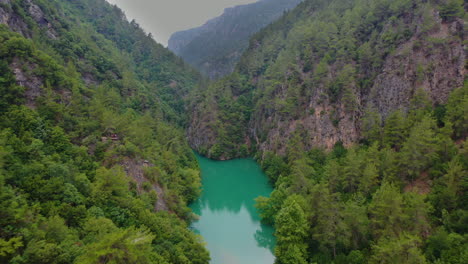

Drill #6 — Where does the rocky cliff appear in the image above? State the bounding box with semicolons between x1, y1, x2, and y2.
168;0;302;79
188;0;466;159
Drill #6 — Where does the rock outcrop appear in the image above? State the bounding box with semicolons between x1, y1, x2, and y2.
0;0;57;38
187;0;466;159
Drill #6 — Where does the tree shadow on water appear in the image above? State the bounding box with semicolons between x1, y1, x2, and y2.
254;223;276;253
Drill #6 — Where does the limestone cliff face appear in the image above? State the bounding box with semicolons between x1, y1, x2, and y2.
253;14;465;156
1;0;57;109
370;17;465;118
0;0;30;36
187;1;466;160
0;0;57;38
187;95;219;157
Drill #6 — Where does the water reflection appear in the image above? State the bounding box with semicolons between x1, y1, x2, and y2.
255;225;275;252
190;154;276;264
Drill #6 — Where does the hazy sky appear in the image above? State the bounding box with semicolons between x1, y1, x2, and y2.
106;0;258;46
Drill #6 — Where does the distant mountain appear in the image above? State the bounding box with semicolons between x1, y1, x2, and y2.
168;0;302;79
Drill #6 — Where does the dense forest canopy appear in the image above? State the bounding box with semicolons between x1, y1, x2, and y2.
0;0;208;263
256;83;468;263
0;0;466;263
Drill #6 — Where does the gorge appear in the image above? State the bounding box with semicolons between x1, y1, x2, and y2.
0;0;466;264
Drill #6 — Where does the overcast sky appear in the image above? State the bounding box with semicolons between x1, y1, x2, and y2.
106;0;258;46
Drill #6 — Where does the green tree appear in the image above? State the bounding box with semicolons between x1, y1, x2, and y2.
425;228;468;264
0;237;23;258
288;158;315;193
341;149;364;193
361;107;382;143
75;227;159;264
400;116;438;181
439;0;464;22
430;158;467;213
261;152;289;183
256;187;287;225
342;198;370;250
368;182;405;239
383;110;407;149
408;88;432;125
310;183;350;257
274;196;309;264
359;163;379;197
444;84;468;138
403;191;432;238
91;167;130;205
370;234;427;264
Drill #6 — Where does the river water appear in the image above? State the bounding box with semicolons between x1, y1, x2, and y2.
190;154;276;264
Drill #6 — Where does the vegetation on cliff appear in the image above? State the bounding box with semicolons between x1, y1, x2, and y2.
0;0;466;263
256;83;467;263
188;0;465;160
0;0;208;263
187;0;467;263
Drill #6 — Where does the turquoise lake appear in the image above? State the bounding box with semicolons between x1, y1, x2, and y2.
190;154;276;264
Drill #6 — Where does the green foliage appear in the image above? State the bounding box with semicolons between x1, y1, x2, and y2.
0;237;23;257
383;110;407;149
425;228;468;264
274;196;309;264
75;227;158;264
445;83;468;138
361;107;382;143
254;84;466;263
0;0;208;263
310;183;350;257
400;116;438;180
0;61;24;112
439;0;464;22
262;151;289;183
370;234;427;264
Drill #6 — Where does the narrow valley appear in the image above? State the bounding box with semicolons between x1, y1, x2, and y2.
0;0;466;264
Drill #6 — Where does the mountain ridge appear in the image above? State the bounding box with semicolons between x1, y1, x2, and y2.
168;0;302;79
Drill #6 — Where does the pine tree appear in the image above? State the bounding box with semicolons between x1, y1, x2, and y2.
361;107;382;143
368;182;405;239
359;163;379;197
274;196;309;264
343;198;370;250
444;84;468;138
311;185;350;257
383;110;407;150
341;149;364;193
75;227;159;264
370;234;427;264
439;0;464;22
400;116;438;181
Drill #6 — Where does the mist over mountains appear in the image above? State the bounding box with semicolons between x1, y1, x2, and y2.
168;0;302;79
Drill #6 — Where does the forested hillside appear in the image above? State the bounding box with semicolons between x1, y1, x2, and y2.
1;0;466;263
188;0;467;263
189;0;465;160
168;0;302;79
0;0;209;263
